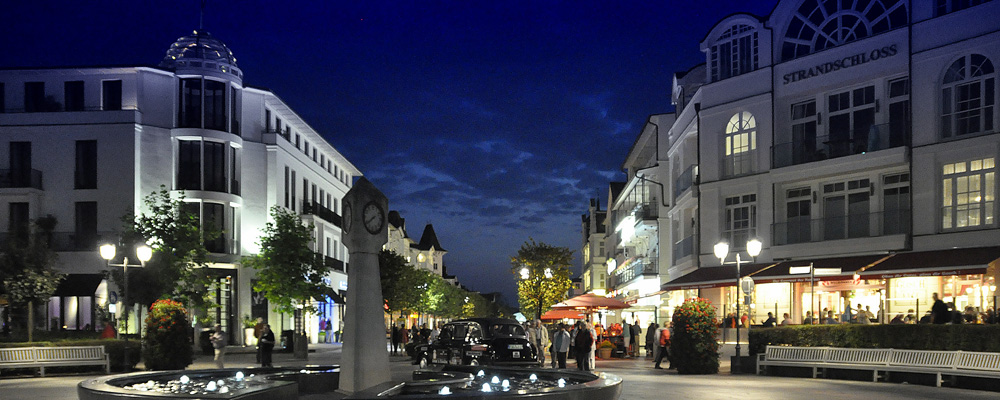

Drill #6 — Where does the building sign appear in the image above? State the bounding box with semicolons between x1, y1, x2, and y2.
783;44;899;84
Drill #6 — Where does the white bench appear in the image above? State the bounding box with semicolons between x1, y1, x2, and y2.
0;346;110;376
757;345;1000;387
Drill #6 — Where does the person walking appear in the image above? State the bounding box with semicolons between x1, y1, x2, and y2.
654;322;671;369
324;318;333;343
532;319;549;365
252;317;264;363
631;321;641;357
391;324;401;355
553;323;570;369
645;322;657;358
622;320;631;358
210;324;227;368
259;324;275;367
574;321;593;371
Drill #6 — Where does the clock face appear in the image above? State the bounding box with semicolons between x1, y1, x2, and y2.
363;201;385;234
342;201;353;232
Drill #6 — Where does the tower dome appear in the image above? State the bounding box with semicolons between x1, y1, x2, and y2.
160;30;242;79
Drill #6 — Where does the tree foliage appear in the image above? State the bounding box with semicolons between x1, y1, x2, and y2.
379;249;429;314
379;249;505;319
245;206;331;316
670;297;720;374
120;187;215;314
0;216;62;307
142;299;193;370
510;239;574;320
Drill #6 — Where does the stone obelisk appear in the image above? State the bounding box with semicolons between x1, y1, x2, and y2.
340;177;390;393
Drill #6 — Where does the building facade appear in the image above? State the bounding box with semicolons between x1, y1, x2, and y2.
0;29;360;344
599;0;1000;326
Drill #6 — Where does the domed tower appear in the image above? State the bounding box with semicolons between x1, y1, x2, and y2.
159;29;244;260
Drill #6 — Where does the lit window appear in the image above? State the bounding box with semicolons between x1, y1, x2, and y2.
725;194;757;248
942;158;995;229
941;54;995;138
724;111;756;176
417;253;426;263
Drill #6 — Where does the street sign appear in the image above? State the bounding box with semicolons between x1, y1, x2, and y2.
109;291;118;304
740;276;755;295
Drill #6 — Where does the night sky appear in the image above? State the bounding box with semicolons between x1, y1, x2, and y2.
1;0;776;304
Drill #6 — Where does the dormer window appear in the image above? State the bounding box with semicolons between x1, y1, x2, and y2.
710;25;758;81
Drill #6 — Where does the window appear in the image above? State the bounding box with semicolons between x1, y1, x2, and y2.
887;77;910;147
177;140;201;190
290;170;297;211
785;187;812;244
75;140;97;189
265;109;272;132
942;158;995;229
780;100;817;167
724;194;757;248
74;202;98;249
0;82;5;112
827;85;875;156
781;0;907;61
204;80;226;131
230;87;241;135
304;141;310;155
230;147;239;195
204;202;225;253
710;25;758;81
178;78;201;128
724;111;756;176
8;202;29;237
942;54;995;138
936;0;994;16
102;80;122;111
177;140;229;193
284;166;290;208
64;81;84;111
822;178;870;240
883;173;910;235
24;82;45;112
9;142;32;188
203;141;226;192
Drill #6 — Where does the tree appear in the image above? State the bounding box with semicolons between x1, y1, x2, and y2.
121;187;215;318
0;216;63;341
510;239;573;320
244;206;331;320
379;249;429;318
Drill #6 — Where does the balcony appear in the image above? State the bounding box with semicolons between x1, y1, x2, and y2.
610;257;657;288
722;149;758;178
635;203;658;220
772;122;908;168
302;200;342;227
673;235;694;263
674;165;697;200
315;253;346;273
0;169;43;190
772;209;911;245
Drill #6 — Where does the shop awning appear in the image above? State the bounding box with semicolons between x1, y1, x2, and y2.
551;293;631;310
53;274;104;297
540;309;585;321
749;255;890;284
661;262;775;291
314;287;345;304
858;246;1000;279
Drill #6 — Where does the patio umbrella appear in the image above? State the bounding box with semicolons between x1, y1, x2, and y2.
550;293;631;312
540;309;586;321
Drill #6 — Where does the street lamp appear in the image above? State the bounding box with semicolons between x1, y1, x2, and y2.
100;243;152;371
715;238;761;373
519;267;552;320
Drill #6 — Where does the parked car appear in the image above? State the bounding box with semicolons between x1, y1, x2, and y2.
412;318;538;368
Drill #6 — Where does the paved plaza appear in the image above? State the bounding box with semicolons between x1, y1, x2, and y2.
0;343;996;400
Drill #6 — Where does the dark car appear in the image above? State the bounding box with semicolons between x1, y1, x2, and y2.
412;318;538;368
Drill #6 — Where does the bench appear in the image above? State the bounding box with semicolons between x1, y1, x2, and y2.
0;346;110;376
757;345;1000;387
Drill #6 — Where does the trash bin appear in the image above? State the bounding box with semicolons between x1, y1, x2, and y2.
281;330;294;352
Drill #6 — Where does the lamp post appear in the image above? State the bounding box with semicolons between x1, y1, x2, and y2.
520;267;552;320
714;238;761;373
100;243;152;371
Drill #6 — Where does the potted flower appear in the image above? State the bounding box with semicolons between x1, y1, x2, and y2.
597;339;614;359
242;315;258;346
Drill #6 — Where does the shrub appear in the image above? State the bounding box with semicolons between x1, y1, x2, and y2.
598;340;614;349
749;324;1000;355
142;299;193;370
670;297;720;374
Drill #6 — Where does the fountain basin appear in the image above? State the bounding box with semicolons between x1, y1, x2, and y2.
77;366;339;400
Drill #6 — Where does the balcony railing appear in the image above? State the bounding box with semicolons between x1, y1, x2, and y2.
722;149;758;178
772;122;909;168
673;235;694;263
610;257;658;288
315;253;346;273
772;209;911;245
635;203;658;220
0;169;43;189
263;128;291;142
302;200;342;227
674;165;697;200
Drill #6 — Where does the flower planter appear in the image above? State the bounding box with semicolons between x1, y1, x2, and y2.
597;348;613;359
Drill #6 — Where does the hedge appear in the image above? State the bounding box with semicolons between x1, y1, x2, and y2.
749;324;1000;355
0;339;141;371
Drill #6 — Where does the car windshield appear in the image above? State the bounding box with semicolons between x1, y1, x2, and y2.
491;323;526;337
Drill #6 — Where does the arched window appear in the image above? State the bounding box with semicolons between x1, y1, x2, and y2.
936;0;994;17
724;112;756;177
942;54;995;138
710;24;758;81
781;0;907;61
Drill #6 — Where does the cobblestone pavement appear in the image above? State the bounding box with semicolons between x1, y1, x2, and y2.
1;343;996;400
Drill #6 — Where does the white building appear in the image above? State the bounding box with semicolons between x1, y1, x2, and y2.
385;211;448;277
580;198;608;296
0;29;360;344
602;0;1000;325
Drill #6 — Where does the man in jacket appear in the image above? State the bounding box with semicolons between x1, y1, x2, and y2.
532;319;549;365
553;323;570;369
654;322;671;369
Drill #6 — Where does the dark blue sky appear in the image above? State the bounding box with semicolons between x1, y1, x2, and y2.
1;0;776;304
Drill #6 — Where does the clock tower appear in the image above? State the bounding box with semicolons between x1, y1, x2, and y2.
340;177;390;393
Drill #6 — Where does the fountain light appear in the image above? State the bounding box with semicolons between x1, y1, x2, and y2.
477;370;485;377
179;375;190;385
216;379;225;386
529;373;538;383
438;386;452;395
481;383;492;392
558;378;566;388
206;382;217;391
502;379;510;391
219;386;230;394
235;371;245;380
491;376;500;384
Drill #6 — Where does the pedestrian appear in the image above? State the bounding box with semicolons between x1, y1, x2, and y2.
780;313;792;326
568;322;578;361
931;292;949;324
253;317;265;363
532;319;549;365
391;324;401;355
400;324;410;354
654;322;671;369
631;321;641;357
762;312;777;327
324;318;333;343
553;323;570;369
210;324;227;368
622;320;631;358
429;323;441;344
574;321;593;371
259;323;275;367
645;322;656;358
